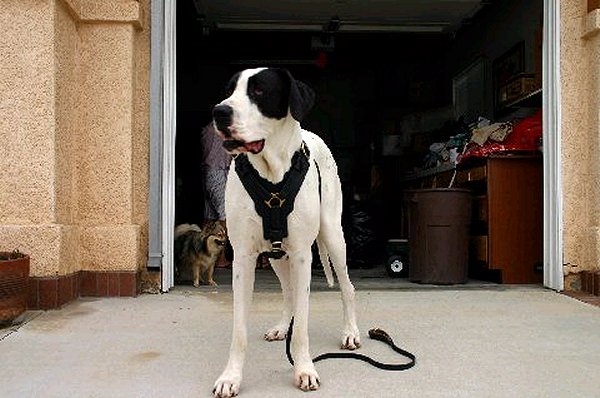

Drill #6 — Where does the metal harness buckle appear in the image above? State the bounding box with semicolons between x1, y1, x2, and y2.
264;192;286;208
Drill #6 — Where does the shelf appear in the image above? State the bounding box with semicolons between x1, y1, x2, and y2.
503;88;542;109
401;162;456;182
495;88;542;117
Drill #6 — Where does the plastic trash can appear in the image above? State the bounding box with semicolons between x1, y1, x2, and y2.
406;188;472;284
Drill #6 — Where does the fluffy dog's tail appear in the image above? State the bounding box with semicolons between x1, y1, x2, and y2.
316;237;335;288
174;223;201;239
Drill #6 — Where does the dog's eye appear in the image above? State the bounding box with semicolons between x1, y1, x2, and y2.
253;87;264;96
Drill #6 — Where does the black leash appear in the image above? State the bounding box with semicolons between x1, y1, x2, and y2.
285;317;416;371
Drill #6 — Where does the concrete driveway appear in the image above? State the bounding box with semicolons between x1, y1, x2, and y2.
1;284;599;398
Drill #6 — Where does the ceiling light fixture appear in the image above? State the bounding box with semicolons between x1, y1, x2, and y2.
214;20;448;33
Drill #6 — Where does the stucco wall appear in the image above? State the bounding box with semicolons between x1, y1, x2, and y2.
133;1;151;275
561;1;600;283
0;0;150;277
0;0;65;276
583;7;600;278
0;0;56;225
55;0;81;275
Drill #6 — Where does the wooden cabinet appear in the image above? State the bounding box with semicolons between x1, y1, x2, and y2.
400;154;543;284
457;155;543;284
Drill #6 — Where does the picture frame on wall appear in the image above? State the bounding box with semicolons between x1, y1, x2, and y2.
493;41;525;111
453;57;487;120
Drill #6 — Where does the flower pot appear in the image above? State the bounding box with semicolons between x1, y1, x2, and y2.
0;253;30;324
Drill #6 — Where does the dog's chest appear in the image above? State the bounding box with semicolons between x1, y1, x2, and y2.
225;159;320;246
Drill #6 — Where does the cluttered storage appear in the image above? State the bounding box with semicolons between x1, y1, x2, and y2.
176;0;544;286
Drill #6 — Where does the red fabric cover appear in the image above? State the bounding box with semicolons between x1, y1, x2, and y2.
459;110;542;161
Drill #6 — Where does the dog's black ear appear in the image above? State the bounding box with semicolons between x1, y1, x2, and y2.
279;69;315;122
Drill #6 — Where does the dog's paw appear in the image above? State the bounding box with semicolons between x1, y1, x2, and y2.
208;280;218;287
213;373;241;398
193;281;200;288
294;364;320;392
264;324;287;341
341;328;361;350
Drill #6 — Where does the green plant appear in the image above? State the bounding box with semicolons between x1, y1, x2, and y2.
0;249;26;261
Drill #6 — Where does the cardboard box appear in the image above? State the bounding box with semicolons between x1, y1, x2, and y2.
498;74;537;106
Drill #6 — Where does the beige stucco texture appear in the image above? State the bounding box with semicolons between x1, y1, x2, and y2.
561;2;600;279
582;8;600;275
1;0;56;225
0;0;149;277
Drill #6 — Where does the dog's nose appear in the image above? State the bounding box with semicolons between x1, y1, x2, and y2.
213;105;233;137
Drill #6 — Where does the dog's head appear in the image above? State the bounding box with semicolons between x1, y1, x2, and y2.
200;222;227;253
205;228;227;254
212;68;315;155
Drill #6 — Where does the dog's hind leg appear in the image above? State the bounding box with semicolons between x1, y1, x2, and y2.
265;257;292;341
213;253;257;398
288;248;320;391
319;228;361;350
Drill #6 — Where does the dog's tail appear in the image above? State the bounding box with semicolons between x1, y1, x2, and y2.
316;237;335;288
174;223;201;239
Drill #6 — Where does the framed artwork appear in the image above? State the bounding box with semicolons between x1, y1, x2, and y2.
453;57;487;120
493;42;525;110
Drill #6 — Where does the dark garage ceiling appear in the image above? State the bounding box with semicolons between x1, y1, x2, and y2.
192;0;490;33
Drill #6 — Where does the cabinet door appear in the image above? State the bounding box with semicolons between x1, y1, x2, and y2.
487;157;543;283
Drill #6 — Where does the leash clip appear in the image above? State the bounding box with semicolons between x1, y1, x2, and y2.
264;241;286;259
300;142;309;160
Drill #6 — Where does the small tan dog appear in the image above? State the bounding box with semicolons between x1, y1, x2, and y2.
174;222;227;286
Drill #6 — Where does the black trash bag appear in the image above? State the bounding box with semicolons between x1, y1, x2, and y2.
342;201;381;268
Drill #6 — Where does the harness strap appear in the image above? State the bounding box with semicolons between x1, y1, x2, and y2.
234;142;311;259
285;317;416;371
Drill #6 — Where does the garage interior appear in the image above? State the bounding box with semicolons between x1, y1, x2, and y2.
175;0;544;288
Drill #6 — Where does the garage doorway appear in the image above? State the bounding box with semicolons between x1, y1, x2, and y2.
150;0;562;292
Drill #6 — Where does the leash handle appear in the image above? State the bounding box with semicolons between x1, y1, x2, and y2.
285;317;416;371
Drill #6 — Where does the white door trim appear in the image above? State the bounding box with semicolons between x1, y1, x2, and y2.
161;0;177;292
542;0;564;291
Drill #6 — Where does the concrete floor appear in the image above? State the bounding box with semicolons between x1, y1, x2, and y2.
1;277;599;398
191;266;501;292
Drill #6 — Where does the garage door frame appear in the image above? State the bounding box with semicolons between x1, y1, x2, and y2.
149;0;564;292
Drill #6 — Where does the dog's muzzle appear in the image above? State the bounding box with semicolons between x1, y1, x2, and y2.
222;139;245;151
212;104;233;137
223;139;266;154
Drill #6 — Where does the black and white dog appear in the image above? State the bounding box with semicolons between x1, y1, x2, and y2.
212;68;360;397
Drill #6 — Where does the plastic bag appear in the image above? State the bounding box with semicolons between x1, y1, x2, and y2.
342;202;380;268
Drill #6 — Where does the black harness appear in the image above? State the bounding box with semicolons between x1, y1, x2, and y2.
234;142;311;259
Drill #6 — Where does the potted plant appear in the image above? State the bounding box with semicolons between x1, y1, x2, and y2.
0;249;30;325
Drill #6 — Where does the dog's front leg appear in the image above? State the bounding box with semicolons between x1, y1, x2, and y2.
289;249;320;392
213;254;256;398
207;258;218;286
265;258;293;341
